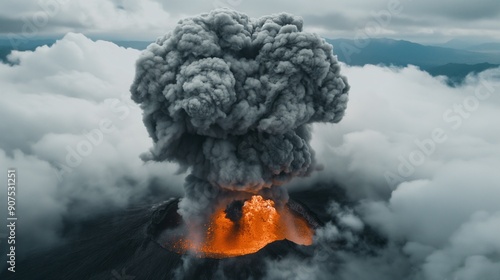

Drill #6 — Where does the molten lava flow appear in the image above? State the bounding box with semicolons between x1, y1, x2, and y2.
174;195;314;258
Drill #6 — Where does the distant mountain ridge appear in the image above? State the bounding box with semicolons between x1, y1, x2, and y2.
0;38;152;62
433;39;500;54
327;38;500;68
327;38;500;84
466;42;500;54
426;62;499;85
1;36;499;85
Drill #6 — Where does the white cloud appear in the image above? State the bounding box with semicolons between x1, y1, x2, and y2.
1;32;500;279
0;33;184;253
282;64;500;279
421;212;500;280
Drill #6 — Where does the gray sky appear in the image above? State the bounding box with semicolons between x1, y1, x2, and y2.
1;0;499;44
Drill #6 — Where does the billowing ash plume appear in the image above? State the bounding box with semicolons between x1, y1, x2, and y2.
130;9;349;220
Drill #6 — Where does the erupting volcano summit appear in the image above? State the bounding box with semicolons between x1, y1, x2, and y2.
130;9;349;257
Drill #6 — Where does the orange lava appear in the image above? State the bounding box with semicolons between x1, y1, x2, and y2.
175;195;314;258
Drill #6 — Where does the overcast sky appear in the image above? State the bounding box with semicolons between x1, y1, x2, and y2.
1;0;499;44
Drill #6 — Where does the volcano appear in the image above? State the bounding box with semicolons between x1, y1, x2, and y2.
1;182;388;280
152;195;319;258
1;9;353;280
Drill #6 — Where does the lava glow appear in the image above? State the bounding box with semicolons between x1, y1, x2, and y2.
173;195;314;258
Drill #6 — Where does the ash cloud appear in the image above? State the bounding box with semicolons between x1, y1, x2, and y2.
130;9;349;220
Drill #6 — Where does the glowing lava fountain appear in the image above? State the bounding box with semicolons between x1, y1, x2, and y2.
169;195;314;258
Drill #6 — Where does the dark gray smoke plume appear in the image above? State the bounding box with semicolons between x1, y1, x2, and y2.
130;9;349;220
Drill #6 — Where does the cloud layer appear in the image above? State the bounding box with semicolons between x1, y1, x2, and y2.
1;33;500;280
0;33;185;256
280;64;500;279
